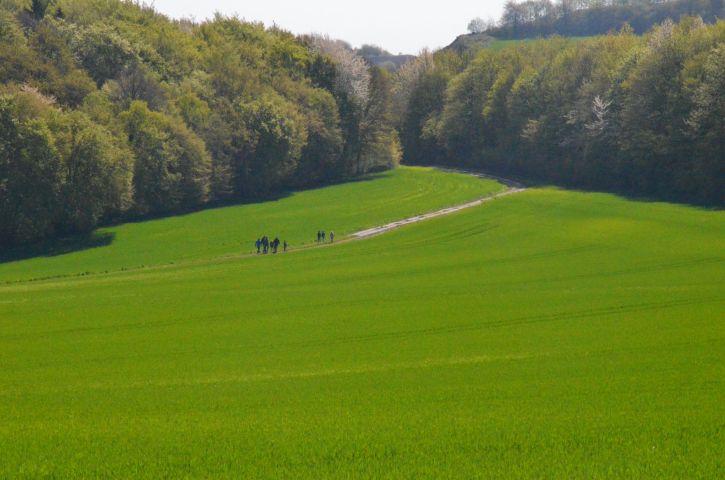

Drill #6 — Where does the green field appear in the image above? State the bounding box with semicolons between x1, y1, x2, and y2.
0;167;502;283
1;169;724;478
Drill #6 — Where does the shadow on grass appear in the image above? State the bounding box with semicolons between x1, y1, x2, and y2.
535;183;725;212
0;232;115;266
412;162;723;211
0;172;394;266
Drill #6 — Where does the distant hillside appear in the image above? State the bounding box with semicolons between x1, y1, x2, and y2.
364;54;416;70
445;35;584;55
445;32;496;53
485;0;724;39
356;44;414;70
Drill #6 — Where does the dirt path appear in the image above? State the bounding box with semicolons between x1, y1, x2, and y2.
2;169;527;286
352;169;526;240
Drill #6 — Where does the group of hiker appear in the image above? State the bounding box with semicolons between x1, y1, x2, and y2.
316;231;335;243
255;230;335;255
256;236;286;254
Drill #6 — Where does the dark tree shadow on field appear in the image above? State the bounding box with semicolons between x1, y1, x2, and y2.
543;184;725;211
0;172;393;265
408;162;723;211
0;232;115;265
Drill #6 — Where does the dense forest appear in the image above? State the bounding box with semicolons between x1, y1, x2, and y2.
485;0;724;38
0;0;400;247
397;18;724;206
1;1;723;248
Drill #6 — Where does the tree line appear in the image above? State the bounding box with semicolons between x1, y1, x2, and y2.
397;18;724;206
2;2;723;248
0;0;400;247
484;0;724;38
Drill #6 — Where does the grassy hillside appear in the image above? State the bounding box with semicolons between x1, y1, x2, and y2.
446;35;582;54
0;167;502;283
1;173;724;478
487;37;586;50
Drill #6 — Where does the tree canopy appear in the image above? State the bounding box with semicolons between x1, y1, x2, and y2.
397;18;725;206
487;0;724;38
0;0;399;247
1;1;722;248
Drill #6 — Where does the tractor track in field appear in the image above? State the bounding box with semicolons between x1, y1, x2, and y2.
351;168;526;240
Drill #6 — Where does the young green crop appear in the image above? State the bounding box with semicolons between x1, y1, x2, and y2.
0;166;503;283
0;175;723;478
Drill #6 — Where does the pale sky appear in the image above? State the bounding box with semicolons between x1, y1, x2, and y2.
151;0;509;54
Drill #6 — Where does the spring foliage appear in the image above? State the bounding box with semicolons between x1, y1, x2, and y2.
398;18;725;206
0;0;399;247
488;0;724;38
1;1;723;247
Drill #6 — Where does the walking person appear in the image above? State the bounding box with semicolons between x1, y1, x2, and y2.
283;240;288;252
321;231;326;242
255;238;261;254
330;231;334;243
